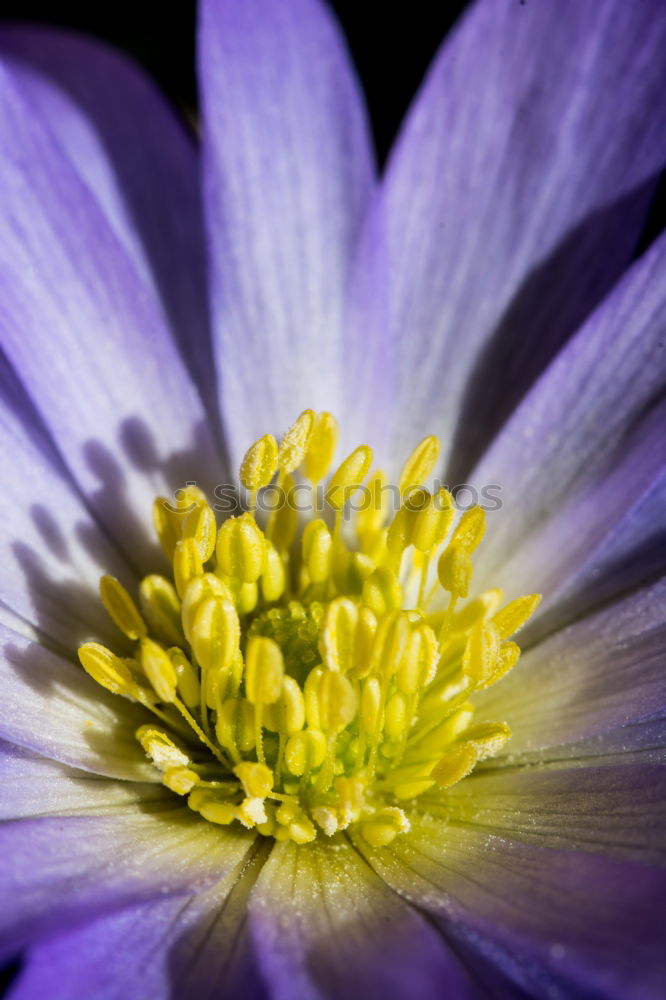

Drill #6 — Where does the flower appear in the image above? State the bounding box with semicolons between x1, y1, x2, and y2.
1;0;665;998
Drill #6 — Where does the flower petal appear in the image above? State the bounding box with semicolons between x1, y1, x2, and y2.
477;577;666;753
371;0;666;470
0;803;255;961
0;25;217;418
8;839;268;1000
0;622;155;779
471;232;666;616
247;837;476;1000
199;0;375;463
355;816;666;1000
423;762;666;865
0;60;219;566
0;368;136;649
0;740;168;820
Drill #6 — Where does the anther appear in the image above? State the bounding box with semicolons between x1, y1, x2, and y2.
326;445;373;510
140;638;178;703
182;502;217;562
216;513;266;584
78;642;138;698
399;435;440;496
240;433;279;492
173;537;203;599
99;575;147;640
278;409;315;473
302;411;339;483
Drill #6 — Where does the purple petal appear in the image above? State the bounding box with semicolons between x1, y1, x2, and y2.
0;623;157;779
0;60;219;566
0;740;167;820
520;399;666;642
471;232;666;615
477;577;666;753
0;366;138;648
199;0;375;464
0;26;217;419
8;841;268;1000
428;762;666;865
355;818;666;1000
368;0;666;472
247;837;477;1000
0;805;254;961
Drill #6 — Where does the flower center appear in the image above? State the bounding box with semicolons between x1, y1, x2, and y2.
79;410;539;847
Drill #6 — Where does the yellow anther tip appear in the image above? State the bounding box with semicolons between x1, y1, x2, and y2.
278;409;315;473
99;575;147;640
399;435;440;495
140;637;178;703
326;445;373;509
303;412;339;483
245;635;285;705
240;433;279;491
216;513;266;584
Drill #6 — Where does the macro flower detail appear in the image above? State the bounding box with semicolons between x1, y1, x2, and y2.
80;412;539;846
1;0;665;997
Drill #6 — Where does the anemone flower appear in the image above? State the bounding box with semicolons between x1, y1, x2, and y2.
1;0;665;997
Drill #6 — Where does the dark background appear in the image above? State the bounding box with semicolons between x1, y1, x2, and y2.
0;0;663;993
0;0;661;238
0;0;469;165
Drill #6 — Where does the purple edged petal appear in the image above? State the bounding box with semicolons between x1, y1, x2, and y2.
0;741;167;820
199;0;375;464
370;0;666;472
424;763;666;865
355;817;666;1000
0;804;254;961
0;623;155;779
247;837;477;1000
477;578;666;754
0;61;220;567
8;840;268;1000
471;231;666;614
0;26;217;419
0;367;136;649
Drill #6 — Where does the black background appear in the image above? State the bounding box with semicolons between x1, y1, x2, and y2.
0;0;663;992
0;0;469;165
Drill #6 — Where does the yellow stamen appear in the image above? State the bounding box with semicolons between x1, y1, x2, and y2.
398;435;440;496
302;411;339;483
278;409;315;474
99;575;147;640
79;411;539;846
240;433;279;492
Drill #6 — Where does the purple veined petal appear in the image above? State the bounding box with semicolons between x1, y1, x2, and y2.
422;762;666;866
8;841;270;1000
247;837;478;1000
364;0;666;474
199;0;375;466
0;26;218;423
354;817;666;1000
0;61;220;568
469;230;666;608
476;577;666;754
0;740;168;820
0;361;138;650
516;398;666;643
500;718;666;770
0;622;157;779
0;804;255;962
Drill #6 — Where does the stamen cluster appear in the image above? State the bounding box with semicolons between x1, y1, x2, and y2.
79;410;539;847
